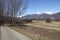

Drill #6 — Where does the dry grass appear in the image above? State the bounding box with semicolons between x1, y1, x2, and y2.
29;21;60;28
9;21;60;40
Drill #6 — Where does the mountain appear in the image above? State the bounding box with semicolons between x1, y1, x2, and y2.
21;12;60;19
22;13;50;19
51;12;60;19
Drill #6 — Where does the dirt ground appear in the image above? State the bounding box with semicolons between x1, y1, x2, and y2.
10;21;60;40
17;25;60;40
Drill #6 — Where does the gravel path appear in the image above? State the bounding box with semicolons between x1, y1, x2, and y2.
0;27;1;40
1;26;32;40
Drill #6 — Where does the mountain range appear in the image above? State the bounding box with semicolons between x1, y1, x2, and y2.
21;12;60;19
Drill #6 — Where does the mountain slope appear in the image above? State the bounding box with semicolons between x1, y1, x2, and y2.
22;12;60;19
51;12;60;19
22;13;50;19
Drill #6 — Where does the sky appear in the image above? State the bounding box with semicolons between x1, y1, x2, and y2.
24;0;60;15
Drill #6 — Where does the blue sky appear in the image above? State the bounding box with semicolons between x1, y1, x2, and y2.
25;0;60;15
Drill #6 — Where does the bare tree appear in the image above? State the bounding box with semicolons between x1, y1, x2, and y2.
0;0;5;24
0;0;27;17
0;0;4;17
0;0;28;24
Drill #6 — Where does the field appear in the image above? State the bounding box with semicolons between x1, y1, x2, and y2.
29;21;60;28
10;21;60;40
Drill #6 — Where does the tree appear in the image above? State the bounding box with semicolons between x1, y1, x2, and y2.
0;0;28;24
0;0;28;17
0;0;5;25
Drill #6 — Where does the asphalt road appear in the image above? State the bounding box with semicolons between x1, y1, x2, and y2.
0;26;32;40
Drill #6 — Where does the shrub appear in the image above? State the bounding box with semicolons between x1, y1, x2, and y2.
23;19;32;23
55;19;60;22
45;18;52;23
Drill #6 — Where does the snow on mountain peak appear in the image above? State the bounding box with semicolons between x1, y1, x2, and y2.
44;11;54;15
33;11;55;15
33;12;42;14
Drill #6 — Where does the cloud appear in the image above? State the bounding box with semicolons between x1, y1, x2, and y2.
36;12;40;14
33;12;42;14
44;11;54;14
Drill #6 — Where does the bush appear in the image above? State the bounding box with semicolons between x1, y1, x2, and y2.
23;19;32;23
9;21;24;26
45;18;52;23
54;19;60;22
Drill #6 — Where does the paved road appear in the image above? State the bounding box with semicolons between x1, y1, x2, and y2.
0;26;32;40
0;27;1;40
